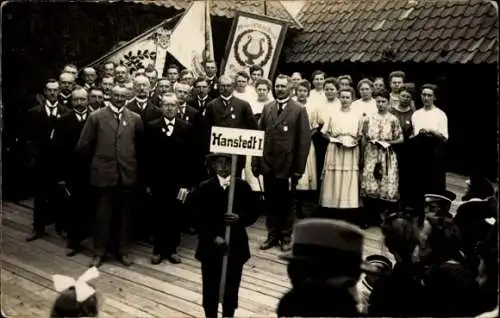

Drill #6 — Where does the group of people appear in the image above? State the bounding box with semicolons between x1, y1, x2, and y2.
23;59;498;318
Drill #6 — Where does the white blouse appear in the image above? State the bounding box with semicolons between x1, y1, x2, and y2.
411;106;448;140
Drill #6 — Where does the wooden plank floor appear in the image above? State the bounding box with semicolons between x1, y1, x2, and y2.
1;173;467;317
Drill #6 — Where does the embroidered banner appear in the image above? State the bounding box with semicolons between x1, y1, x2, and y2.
222;11;288;80
87;13;182;76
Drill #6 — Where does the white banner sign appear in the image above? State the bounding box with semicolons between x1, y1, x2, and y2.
223;12;288;79
210;126;264;157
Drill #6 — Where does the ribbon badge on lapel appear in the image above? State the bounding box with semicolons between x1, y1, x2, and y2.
52;267;100;302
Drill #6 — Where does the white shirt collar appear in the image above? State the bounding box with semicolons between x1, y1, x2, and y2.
59;92;71;99
45;99;58;108
164;117;176;126
108;104;124;115
198;95;208;102
276;98;290;109
220;95;232;102
217;175;231;189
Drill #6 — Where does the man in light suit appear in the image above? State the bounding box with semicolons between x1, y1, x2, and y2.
252;74;311;252
76;85;144;268
203;75;258;175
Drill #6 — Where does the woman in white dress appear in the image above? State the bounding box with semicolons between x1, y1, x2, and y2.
294;80;318;218
352;78;378;118
320;87;363;217
242;78;273;193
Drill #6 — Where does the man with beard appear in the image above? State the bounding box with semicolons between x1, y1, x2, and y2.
252;74;310;252
25;79;70;241
203;75;257;175
88;88;105;112
125;75;163;242
144;94;194;265
55;88;93;257
82;67;98;91
204;60;219;98
100;76;114;104
76;85;143;267
59;72;76;106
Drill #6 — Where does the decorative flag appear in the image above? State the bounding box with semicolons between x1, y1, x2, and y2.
87;13;182;76
168;1;214;78
222;11;288;79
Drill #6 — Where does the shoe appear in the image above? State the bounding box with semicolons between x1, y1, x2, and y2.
26;231;47;242
151;254;163;265
66;245;83;257
280;240;292;252
89;256;103;268
167;253;182;264
119;254;133;267
222;307;235;318
259;238;279;250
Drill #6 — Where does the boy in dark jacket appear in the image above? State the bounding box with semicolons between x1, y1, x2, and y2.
191;153;259;318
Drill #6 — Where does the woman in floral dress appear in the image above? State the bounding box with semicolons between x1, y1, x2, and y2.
360;89;403;227
319;87;363;217
294;80;318;217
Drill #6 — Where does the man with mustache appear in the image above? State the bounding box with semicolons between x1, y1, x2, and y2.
55;87;93;257
58;72;76;106
76;85;144;268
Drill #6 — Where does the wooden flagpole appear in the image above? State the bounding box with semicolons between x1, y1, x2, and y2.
218;154;237;316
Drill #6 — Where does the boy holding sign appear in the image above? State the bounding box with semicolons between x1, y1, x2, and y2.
191;153;259;318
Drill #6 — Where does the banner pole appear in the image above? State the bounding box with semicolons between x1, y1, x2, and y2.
218;154;237;316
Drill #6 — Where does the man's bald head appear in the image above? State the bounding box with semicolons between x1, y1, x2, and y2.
115;65;129;82
72;87;88;98
83;67;96;75
83;67;98;84
60;72;76;82
160;93;179;106
63;64;78;76
160;93;179;119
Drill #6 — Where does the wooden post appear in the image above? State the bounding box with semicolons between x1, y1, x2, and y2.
218;154;238;315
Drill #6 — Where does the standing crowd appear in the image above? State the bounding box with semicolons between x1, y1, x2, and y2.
22;60;498;317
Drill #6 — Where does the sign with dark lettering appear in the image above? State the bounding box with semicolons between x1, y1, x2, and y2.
210;126;264;157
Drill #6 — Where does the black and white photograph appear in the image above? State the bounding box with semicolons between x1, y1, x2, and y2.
1;0;498;317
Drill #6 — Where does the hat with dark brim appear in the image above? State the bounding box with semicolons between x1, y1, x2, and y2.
279;219;380;274
205;153;232;161
424;190;457;204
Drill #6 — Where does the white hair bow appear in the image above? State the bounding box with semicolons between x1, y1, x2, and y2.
52;267;100;302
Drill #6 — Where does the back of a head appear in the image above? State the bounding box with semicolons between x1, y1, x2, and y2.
51;287;98;318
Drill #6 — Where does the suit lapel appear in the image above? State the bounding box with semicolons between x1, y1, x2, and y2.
117;109;130;137
104;107;119;132
215;97;233;119
271;100;292;128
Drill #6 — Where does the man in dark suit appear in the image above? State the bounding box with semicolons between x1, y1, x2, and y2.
144;94;194;265
204;60;219;99
55;87;93;256
203;75;258;174
188;77;213;117
192;154;259;318
76;85;144;267
175;82;199;126
252;74;311;252
25;79;71;241
58;72;76;107
88;87;105;113
126;74;163;242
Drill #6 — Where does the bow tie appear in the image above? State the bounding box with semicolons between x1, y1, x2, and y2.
221;180;230;189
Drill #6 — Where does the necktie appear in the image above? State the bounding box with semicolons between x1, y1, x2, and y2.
114;113;121;123
278;103;284;116
47;106;57;117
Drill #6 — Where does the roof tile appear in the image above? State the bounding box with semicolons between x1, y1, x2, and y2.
286;0;498;64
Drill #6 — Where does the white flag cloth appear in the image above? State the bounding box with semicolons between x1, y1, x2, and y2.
87;14;182;76
52;267;100;303
168;1;214;77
